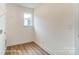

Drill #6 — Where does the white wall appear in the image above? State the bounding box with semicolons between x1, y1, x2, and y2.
75;4;79;55
34;4;75;55
6;4;35;46
0;3;6;55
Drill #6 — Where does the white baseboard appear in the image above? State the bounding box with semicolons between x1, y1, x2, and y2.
7;41;33;46
34;41;53;55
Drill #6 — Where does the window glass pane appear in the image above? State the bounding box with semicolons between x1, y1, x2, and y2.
28;19;32;26
24;13;32;26
24;19;28;26
24;13;32;18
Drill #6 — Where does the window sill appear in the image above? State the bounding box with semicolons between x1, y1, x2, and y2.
24;26;33;28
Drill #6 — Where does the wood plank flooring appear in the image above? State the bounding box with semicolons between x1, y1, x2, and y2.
5;42;49;55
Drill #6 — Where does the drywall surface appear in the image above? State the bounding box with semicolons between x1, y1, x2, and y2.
34;4;74;55
6;4;35;46
75;4;79;55
0;3;6;55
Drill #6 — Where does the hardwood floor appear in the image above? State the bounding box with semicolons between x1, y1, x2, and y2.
5;42;49;55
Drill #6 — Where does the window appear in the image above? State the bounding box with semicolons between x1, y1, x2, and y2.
24;13;32;27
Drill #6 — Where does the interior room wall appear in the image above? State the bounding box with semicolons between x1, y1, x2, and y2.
0;3;6;54
34;4;75;55
74;4;79;55
6;4;35;46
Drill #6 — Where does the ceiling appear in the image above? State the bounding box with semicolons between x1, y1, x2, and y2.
17;3;42;8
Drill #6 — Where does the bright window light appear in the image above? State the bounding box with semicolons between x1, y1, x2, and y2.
24;13;32;27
